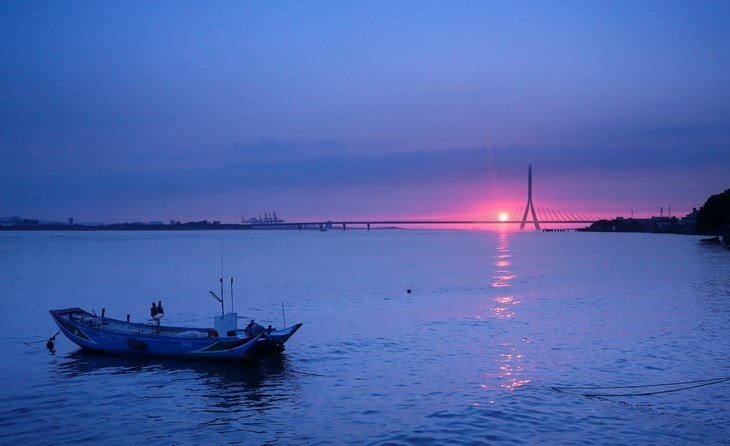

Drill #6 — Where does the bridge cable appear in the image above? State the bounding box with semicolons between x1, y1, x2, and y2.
549;208;559;222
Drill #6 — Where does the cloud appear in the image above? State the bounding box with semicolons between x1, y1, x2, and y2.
231;139;348;163
5;140;728;198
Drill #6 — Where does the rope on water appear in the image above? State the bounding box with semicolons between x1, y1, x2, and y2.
551;376;730;397
289;369;326;377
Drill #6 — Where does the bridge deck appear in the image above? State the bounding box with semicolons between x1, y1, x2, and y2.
243;219;596;230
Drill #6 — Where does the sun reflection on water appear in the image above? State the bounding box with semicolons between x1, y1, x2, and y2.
484;230;531;391
480;344;533;391
491;231;518;319
497;350;531;390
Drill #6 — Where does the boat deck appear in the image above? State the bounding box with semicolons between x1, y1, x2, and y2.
51;307;214;338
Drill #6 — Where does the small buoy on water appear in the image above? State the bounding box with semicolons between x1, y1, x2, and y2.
407;289;412;294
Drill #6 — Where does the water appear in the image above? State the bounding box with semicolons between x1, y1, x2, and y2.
0;229;728;445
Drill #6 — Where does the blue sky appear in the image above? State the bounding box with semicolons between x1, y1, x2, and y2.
2;1;729;223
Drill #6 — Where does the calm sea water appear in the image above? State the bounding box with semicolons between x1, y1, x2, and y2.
0;229;728;445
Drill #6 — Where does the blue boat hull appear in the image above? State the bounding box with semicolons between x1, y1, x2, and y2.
50;308;263;361
240;320;304;356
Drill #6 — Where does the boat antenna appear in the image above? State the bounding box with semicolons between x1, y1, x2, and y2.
282;301;286;327
220;277;225;315
230;277;234;313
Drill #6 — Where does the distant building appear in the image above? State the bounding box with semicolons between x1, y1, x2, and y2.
679;208;698;227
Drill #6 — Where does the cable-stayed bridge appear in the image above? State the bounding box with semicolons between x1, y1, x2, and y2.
243;165;600;230
266;208;598;231
411;206;598;228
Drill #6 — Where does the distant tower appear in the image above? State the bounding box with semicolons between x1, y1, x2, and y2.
519;165;540;230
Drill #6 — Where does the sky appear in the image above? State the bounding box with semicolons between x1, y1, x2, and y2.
2;1;729;224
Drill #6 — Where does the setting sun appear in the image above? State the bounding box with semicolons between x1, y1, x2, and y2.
498;212;509;222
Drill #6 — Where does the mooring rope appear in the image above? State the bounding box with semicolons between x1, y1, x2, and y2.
288;369;326;377
551;376;730;397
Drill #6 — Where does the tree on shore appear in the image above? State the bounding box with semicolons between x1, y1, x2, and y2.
696;189;730;233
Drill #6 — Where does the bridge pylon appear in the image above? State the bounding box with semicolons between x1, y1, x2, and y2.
519;165;540;230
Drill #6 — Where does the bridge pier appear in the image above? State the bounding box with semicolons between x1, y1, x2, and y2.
519;164;541;230
367;223;371;231
342;223;347;230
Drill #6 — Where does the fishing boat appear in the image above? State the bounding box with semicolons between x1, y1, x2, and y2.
49;280;303;361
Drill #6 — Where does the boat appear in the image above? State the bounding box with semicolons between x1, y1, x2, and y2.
699;236;721;244
49;282;303;361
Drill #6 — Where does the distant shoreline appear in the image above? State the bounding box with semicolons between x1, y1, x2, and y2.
0;216;724;239
0;221;397;231
1;222;275;231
